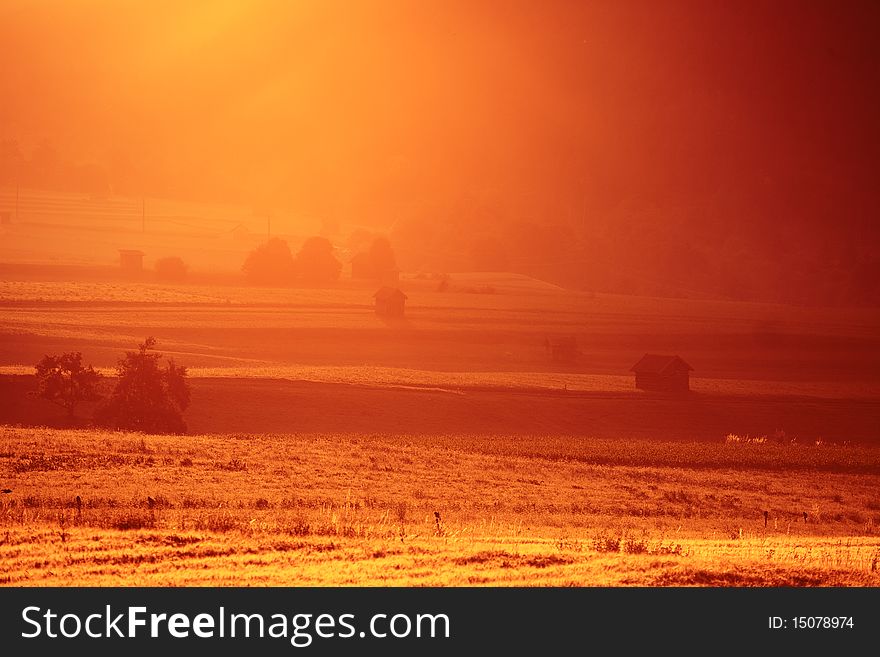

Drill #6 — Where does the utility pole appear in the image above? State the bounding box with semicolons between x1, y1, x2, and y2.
15;181;19;222
142;197;145;233
267;213;271;241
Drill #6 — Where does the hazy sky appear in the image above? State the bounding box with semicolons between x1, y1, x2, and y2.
2;0;878;231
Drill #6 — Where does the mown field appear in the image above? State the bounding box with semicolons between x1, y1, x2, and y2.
1;427;879;586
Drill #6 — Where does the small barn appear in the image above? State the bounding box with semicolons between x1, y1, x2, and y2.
544;336;579;363
630;354;693;392
374;286;407;317
118;249;145;273
227;224;250;242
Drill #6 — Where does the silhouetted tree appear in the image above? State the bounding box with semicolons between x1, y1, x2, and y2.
293;236;341;283
351;236;397;279
155;256;188;282
34;352;102;419
95;337;190;434
242;237;295;285
368;236;396;273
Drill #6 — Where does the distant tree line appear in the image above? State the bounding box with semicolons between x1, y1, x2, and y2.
5;133;876;308
242;236;343;285
385;194;880;308
241;233;398;287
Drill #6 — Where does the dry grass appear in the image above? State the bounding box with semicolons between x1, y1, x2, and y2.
1;426;878;586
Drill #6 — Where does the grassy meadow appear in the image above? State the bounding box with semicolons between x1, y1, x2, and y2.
1;426;879;586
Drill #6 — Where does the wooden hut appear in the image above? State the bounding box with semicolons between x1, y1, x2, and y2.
630;354;693;392
118;249;145;273
374;287;407;317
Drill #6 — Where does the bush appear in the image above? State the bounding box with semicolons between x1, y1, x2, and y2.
155;256;188;282
34;352;102;419
95;337;190;434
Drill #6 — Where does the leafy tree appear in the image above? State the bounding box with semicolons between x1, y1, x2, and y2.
351;236;397;279
293;236;341;283
242;237;295;285
34;352;102;418
95;337;190;434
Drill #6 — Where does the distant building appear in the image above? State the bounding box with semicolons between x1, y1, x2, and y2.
544;336;579;363
228;224;250;242
0;211;11;225
118;249;145;273
374;286;407;317
630;354;693;392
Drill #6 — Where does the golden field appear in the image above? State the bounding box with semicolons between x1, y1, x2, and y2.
1;426;878;586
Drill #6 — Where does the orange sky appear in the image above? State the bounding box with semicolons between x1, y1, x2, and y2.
1;0;879;236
